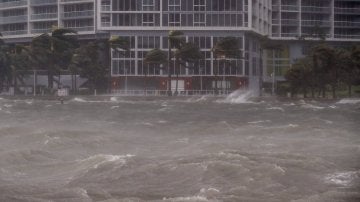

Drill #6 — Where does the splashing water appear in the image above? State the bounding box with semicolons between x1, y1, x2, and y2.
219;90;255;104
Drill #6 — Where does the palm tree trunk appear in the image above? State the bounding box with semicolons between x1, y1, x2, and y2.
167;44;172;96
348;84;352;97
175;57;179;96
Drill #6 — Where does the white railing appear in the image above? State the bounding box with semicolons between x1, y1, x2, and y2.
301;6;330;13
301;20;331;26
101;5;111;11
31;13;57;20
334;7;360;14
281;5;299;11
0;0;27;8
1;30;27;36
334;34;360;39
64;26;94;32
0;15;27;24
62;10;94;18
334;21;360;28
281;33;298;37
31;28;51;34
110;90;233;96
30;0;57;5
281;19;299;25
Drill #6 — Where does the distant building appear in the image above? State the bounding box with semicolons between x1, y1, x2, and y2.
1;0;359;94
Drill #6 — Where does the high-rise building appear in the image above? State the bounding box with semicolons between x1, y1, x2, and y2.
1;0;359;93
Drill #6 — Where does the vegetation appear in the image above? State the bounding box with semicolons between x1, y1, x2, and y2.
212;37;242;94
285;44;360;98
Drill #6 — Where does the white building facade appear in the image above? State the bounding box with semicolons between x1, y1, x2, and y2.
1;0;359;92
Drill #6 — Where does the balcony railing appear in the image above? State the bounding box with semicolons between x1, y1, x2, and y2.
101;22;111;27
281;33;298;37
31;13;58;20
0;15;27;24
30;0;57;5
0;0;27;8
281;19;299;25
1;30;27;36
335;7;360;14
301;6;330;13
60;0;93;2
64;26;94;32
62;10;94;18
334;21;360;28
301;20;331;27
31;28;51;34
334;34;360;39
101;5;111;11
281;5;299;11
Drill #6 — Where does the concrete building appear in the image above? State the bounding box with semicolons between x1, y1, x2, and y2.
1;0;359;94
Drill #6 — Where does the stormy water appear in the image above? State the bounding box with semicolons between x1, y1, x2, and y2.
0;92;359;202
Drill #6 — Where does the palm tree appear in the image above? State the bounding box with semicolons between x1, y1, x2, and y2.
212;37;242;94
167;30;185;96
259;35;283;95
144;48;167;93
285;57;313;98
174;42;202;94
108;36;130;93
30;27;78;91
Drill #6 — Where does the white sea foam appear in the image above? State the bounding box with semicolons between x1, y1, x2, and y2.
3;104;12;108
111;106;120;109
337;99;360;104
301;104;325;110
248;120;271;124
73;97;87;102
110;97;118;102
266;107;285;112
325;171;359;186
77;154;134;169
218;90;254;104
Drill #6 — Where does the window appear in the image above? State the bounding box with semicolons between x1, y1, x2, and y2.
142;13;154;26
168;0;181;11
142;0;154;11
193;0;205;11
194;13;205;26
169;13;180;26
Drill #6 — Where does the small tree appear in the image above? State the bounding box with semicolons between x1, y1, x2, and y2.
144;49;167;92
213;37;242;94
167;30;185;96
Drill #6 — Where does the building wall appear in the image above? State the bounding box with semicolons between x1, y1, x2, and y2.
1;0;359;91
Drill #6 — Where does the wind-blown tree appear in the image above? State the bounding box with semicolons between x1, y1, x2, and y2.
30;28;78;90
174;42;202;94
313;44;340;98
285;57;313;98
167;30;185;96
0;33;9;92
339;46;360;97
212;37;242;94
70;42;108;93
259;35;283;95
144;48;167;92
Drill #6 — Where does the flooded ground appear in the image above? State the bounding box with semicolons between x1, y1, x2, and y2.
0;94;359;202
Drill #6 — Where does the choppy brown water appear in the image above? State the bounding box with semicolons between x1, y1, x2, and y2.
0;94;359;202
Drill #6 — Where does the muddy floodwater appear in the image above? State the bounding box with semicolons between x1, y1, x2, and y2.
0;94;359;202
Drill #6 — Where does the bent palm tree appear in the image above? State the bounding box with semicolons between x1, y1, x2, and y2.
167;30;185;96
213;37;242;94
144;49;167;93
30;27;78;90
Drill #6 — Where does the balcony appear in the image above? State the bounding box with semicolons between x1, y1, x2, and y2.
64;26;94;32
334;21;360;28
31;28;52;34
0;0;27;9
301;20;331;27
30;0;57;5
281;33;298;37
334;7;360;15
101;5;111;11
62;10;94;19
31;13;58;20
334;34;360;39
281;19;299;26
1;30;27;36
281;5;299;12
0;15;27;24
301;6;331;13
